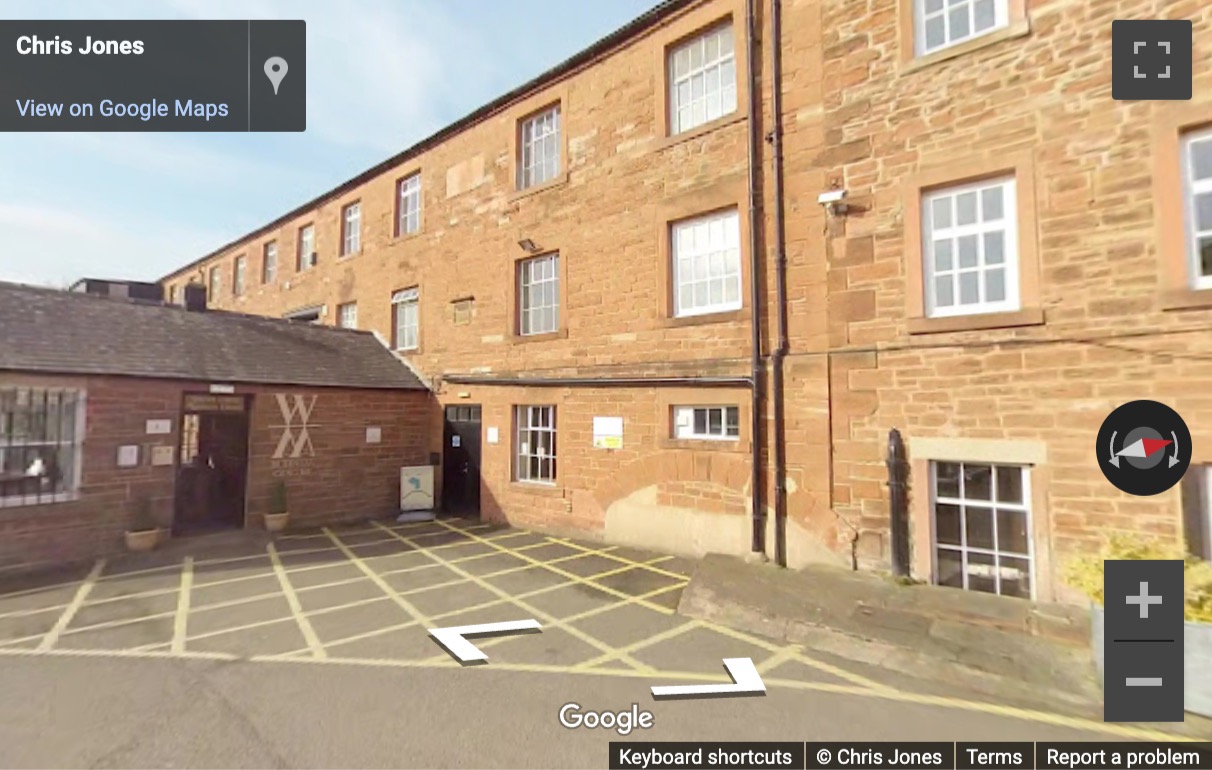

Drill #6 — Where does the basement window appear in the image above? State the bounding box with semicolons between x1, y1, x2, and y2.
931;461;1033;599
673;406;739;440
0;388;84;508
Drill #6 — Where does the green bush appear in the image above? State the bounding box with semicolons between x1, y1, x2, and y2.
269;481;288;514
1064;533;1212;623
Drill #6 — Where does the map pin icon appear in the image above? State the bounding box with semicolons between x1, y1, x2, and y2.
264;57;288;95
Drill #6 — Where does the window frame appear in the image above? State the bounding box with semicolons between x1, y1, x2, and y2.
921;176;1020;319
0;387;86;508
913;0;1009;57
666;21;738;136
262;241;277;284
396;173;422;237
208;265;221;299
670;208;743;318
1181;127;1212;291
929;460;1035;600
341;202;361;256
672;405;740;441
297;224;316;271
517;105;562;191
517;253;560;336
337;302;357;329
514;405;557;485
392;287;420;351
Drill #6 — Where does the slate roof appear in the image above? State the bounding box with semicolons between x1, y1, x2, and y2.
0;282;427;391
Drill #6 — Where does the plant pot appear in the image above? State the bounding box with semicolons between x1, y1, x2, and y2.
125;529;160;552
1091;603;1212;718
264;512;290;533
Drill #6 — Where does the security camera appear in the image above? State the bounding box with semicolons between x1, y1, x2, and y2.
818;189;847;205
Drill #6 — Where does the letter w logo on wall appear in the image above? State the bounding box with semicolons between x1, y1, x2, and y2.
271;394;318;459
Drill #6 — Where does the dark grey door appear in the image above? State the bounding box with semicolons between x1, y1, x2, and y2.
441;405;481;516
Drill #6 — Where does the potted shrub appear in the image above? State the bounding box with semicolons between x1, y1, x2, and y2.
264;480;290;533
124;496;162;552
1065;533;1212;718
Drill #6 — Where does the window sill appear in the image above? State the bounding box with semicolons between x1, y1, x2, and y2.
509;173;569;203
395;345;422;356
390;229;424;245
659;437;749;454
660;308;748;328
655;111;748;153
510;480;563;497
339;251;361;260
511;329;569;345
906;307;1044;335
901;19;1031;75
0;491;79;510
1160;288;1212;311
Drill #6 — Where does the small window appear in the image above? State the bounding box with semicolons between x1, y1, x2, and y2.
673;406;739;440
672;209;742;317
208;266;221;299
285;305;323;323
915;0;1008;56
392;287;420;351
0;387;84;507
297;225;316;271
337;302;357;329
342;202;361;256
263;242;278;284
922;177;1018;318
452;297;474;326
397;174;422;236
1182;129;1212;291
233;255;246;296
932;461;1032;599
518;254;559;336
515;405;556;484
518;105;561;190
667;23;737;135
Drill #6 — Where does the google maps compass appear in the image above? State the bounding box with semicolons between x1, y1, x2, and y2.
1096;400;1191;496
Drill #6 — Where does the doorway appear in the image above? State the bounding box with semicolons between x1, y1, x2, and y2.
174;393;251;535
442;405;482;517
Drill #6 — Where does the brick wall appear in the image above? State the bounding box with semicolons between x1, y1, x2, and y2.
0;373;430;574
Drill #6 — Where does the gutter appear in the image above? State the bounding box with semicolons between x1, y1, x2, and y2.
744;0;766;556
439;375;753;388
768;0;790;567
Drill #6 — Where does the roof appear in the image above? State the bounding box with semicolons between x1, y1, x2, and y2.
0;282;427;391
160;0;696;283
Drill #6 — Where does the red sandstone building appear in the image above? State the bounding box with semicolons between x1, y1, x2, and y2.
34;0;1212;605
0;282;430;573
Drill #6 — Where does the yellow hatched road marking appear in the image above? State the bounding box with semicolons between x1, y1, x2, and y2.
433;519;677;616
324;528;432;627
546;537;691;582
372;521;655;673
753;643;803;674
267;543;326;659
171;557;193;654
571;619;702;671
37;559;104;652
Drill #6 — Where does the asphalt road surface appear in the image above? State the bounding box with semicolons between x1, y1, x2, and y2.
0;518;1194;768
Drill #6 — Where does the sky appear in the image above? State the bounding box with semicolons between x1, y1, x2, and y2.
0;0;661;287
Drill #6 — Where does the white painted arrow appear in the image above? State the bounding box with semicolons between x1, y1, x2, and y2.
428;619;542;663
651;657;766;699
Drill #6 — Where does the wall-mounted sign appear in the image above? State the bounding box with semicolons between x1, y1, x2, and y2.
146;419;172;435
209;383;236;394
366;427;382;444
486;427;499;444
270;393;318;478
183;394;245;413
451;435;461;448
116;445;140;467
150;445;175;466
593;416;624;450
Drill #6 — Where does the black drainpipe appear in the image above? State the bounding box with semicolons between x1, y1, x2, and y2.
768;0;789;568
745;0;765;555
887;428;910;577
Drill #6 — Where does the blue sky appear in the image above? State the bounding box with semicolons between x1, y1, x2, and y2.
0;0;661;287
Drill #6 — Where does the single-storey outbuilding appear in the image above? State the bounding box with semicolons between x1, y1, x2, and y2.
0;281;433;574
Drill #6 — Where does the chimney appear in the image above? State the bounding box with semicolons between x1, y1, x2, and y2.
183;282;207;312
